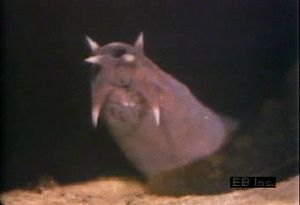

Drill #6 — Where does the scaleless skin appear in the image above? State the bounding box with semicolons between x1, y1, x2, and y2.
84;34;234;177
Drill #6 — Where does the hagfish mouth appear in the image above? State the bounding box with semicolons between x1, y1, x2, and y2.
92;88;160;127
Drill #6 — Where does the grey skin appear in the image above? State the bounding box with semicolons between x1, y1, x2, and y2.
85;33;235;177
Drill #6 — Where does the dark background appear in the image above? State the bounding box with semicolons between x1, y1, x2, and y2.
1;0;298;191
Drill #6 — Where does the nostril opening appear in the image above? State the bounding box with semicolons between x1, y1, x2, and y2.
113;48;127;58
